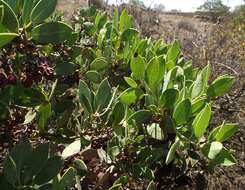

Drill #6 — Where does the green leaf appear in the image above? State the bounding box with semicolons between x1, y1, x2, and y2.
78;81;92;113
166;40;180;63
206;141;223;159
109;184;122;190
31;21;72;44
173;99;191;125
94;78;111;111
34;156;63;185
38;103;51;130
207;75;234;98
208;123;238;142
95;11;107;30
159;89;179;109
113;8;119;30
55;62;76;76
22;0;34;26
146;56;165;89
124;77;137;88
119;9;133;32
0;32;18;47
121;28;139;41
191;64;211;99
214;149;236;166
59;167;76;190
30;0;57;22
85;70;101;83
130;55;145;80
12;86;47;107
146;181;157;190
90;57;108;71
166;137;180;165
111;102;125;125
110;146;120;158
147;123;164;141
191;97;206;114
61;140;81;159
0;5;4;24
119;88;144;105
3;155;17;186
31;143;49;175
73;159;87;176
192;104;212;139
0;0;19;32
78;80;91;102
9;138;33;183
128;110;152;125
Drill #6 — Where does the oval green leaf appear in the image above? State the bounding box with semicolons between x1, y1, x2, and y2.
31;21;72;44
173;99;191;125
0;0;19;32
192;104;212;139
30;0;57;22
119;88;144;105
207;75;234;98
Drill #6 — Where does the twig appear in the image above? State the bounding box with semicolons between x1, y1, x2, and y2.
215;62;239;76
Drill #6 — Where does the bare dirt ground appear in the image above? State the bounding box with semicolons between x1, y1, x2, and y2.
58;2;245;189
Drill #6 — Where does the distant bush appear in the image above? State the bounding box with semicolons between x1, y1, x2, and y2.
198;0;230;20
177;20;197;33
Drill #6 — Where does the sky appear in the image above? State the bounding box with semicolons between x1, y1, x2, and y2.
108;0;244;12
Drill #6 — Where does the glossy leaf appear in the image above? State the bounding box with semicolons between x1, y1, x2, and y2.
0;0;19;32
0;32;18;47
173;99;191;125
192;104;212;139
166;40;180;63
191;64;210;99
0;5;4;24
90;57;108;71
85;70;101;83
206;141;223;159
166;137;180;165
38;103;51;130
111;102;125;125
12;86;46;107
214;149;236;166
191;97;206;114
147;123;164;140
95;11;107;30
31;22;72;44
30;0;57;22
130;55;145;80
121;28;138;41
61;140;81;159
3;155;17;185
124;77;137;88
94;78;111;111
34;156;63;185
59;167;76;190
207;75;234;98
22;0;34;26
159;89;179;109
55;62;76;76
128;110;152;125
74;159;87;176
119;9;133;31
208;123;238;142
119;88;144;105
146;56;165;89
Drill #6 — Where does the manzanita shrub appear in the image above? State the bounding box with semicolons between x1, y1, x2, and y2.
0;1;239;189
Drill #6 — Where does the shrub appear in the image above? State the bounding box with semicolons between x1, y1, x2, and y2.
177;20;197;33
0;1;239;189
